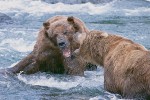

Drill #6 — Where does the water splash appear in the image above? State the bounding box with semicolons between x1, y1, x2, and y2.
0;0;114;16
0;38;35;52
124;7;150;16
17;68;104;90
17;73;84;90
90;92;122;100
0;0;149;17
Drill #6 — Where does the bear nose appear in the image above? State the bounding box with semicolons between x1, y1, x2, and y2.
58;42;66;48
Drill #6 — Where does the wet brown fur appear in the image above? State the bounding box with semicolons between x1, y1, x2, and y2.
7;16;95;75
74;30;150;99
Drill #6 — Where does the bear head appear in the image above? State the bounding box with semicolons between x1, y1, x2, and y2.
43;16;88;59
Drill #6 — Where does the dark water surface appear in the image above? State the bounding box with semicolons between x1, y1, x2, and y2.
0;0;150;99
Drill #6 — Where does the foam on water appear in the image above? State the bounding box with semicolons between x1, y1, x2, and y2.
0;47;8;51
17;68;104;90
0;38;35;52
17;73;85;90
9;61;20;68
89;92;122;100
0;0;149;18
124;7;150;16
0;0;114;16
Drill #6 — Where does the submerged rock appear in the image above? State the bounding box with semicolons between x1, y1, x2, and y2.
42;0;113;4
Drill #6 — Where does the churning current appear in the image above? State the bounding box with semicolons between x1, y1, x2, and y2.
0;0;150;99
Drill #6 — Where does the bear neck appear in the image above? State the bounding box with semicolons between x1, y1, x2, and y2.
79;32;122;67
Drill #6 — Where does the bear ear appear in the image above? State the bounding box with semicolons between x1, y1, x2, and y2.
67;16;80;32
67;16;74;24
101;32;108;38
77;32;86;45
91;31;108;39
43;22;50;30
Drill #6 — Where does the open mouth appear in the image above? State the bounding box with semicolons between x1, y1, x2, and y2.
62;48;71;58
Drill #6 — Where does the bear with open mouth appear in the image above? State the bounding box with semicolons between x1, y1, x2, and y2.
5;16;96;75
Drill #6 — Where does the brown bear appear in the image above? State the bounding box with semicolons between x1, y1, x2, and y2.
68;30;150;99
6;16;96;76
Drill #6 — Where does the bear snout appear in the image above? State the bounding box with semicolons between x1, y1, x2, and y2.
58;42;66;48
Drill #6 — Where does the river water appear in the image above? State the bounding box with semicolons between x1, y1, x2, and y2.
0;0;150;100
